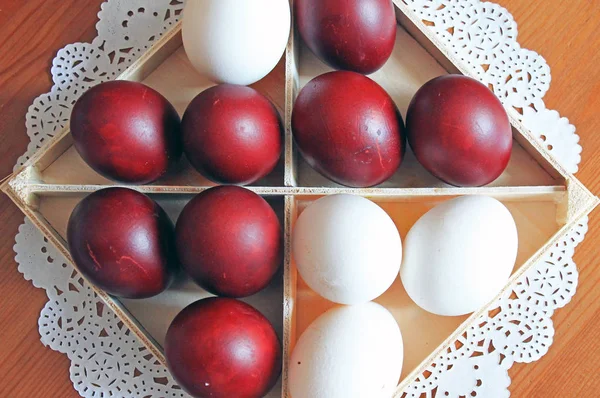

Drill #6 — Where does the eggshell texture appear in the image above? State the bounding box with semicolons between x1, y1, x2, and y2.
400;196;518;316
176;186;282;298
182;0;290;85
182;84;282;185
292;71;405;187
67;188;177;299
165;297;281;398
292;194;401;305
289;302;403;398
296;0;396;74
406;75;512;187
70;81;182;184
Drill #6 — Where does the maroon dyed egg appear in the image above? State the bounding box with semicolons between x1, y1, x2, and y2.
182;84;282;185
406;75;512;187
175;186;282;297
296;0;397;74
292;71;405;187
70;81;182;184
67;187;177;298
165;298;281;398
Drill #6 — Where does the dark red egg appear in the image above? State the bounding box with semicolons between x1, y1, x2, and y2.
165;297;281;398
296;0;397;74
67;187;177;298
292;71;405;187
182;84;282;185
70;81;182;184
406;75;512;187
175;186;282;297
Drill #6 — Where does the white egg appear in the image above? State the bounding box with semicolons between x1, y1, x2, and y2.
400;195;518;316
182;0;290;85
289;302;403;398
292;194;402;305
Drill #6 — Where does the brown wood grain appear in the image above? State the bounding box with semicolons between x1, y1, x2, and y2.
0;2;104;397
0;0;598;397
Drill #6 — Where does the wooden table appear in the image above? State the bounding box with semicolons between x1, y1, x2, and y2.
1;1;598;396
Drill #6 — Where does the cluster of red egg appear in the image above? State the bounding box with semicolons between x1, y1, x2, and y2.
71;81;282;186
293;1;512;189
67;82;285;397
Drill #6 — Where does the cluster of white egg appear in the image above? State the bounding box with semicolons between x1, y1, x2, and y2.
289;194;518;398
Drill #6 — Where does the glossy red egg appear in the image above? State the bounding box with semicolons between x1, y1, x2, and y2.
175;186;282;297
406;75;512;187
70;81;182;184
165;297;281;398
292;71;405;187
182;84;282;185
67;187;177;298
296;0;397;74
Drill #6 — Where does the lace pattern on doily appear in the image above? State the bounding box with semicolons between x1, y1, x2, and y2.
13;0;587;397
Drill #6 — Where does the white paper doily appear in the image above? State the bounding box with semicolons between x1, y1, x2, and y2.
12;1;587;397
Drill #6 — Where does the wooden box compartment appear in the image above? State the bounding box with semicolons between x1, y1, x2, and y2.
27;191;287;398
288;192;562;386
2;1;598;397
286;11;562;190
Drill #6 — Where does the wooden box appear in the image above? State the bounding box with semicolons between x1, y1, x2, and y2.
2;1;598;397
